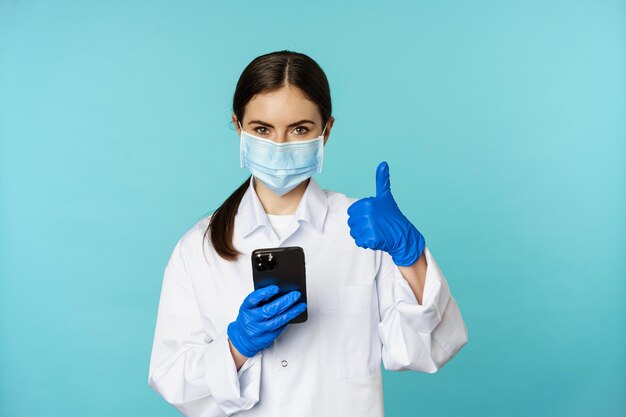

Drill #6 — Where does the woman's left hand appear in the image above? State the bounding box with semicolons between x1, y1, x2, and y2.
347;161;426;267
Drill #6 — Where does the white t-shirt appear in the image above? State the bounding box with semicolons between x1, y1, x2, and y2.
148;176;468;417
266;213;295;241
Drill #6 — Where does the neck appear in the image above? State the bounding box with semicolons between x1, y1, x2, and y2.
253;177;309;215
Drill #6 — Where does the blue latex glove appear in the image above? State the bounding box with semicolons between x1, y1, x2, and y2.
347;161;426;266
227;285;307;358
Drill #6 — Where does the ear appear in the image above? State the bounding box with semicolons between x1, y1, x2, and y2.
232;113;241;135
323;116;335;146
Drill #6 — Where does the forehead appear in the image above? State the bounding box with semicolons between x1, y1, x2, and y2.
244;85;321;124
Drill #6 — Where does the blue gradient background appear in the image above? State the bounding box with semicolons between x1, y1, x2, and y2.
1;1;624;416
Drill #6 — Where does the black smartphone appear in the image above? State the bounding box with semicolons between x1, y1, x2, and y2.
251;246;308;324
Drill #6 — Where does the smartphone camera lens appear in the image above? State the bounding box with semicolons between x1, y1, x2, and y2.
267;253;276;269
255;253;277;271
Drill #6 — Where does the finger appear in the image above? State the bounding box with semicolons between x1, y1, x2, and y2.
349;224;364;241
355;231;374;249
347;197;373;216
242;285;280;309
347;215;361;229
349;222;365;239
353;197;375;214
262;323;290;345
258;290;301;318
264;302;307;331
375;161;391;198
347;200;359;217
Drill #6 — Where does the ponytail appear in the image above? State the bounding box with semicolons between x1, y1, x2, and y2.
202;175;251;262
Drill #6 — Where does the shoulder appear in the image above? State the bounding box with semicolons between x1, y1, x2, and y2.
321;186;360;217
171;214;213;262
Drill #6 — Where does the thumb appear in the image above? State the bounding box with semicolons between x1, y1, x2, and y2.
375;161;391;198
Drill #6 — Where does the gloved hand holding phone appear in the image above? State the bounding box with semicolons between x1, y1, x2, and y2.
227;285;307;358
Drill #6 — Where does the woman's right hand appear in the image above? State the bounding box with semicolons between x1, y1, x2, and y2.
227;285;307;358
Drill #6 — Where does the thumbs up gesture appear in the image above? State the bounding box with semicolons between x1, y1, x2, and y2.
347;161;425;266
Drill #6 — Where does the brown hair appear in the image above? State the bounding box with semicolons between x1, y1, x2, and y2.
203;50;333;262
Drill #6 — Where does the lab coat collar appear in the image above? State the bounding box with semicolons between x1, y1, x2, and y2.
238;176;328;239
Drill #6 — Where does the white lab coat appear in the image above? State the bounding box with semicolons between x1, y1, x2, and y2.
148;176;468;417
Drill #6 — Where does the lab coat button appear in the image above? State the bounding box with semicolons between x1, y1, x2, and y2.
281;360;288;367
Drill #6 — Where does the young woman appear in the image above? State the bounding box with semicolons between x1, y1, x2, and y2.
148;50;468;417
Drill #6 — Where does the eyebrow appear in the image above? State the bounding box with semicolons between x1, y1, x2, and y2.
248;119;316;128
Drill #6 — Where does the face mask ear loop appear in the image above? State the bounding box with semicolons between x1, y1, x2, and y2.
317;122;327;173
238;121;245;168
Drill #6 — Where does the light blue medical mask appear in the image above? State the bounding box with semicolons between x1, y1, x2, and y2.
239;121;328;196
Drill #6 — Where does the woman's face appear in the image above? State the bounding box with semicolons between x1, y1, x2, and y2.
233;85;334;144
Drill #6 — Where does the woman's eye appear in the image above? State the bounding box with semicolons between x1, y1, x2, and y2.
294;126;309;135
255;127;270;135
